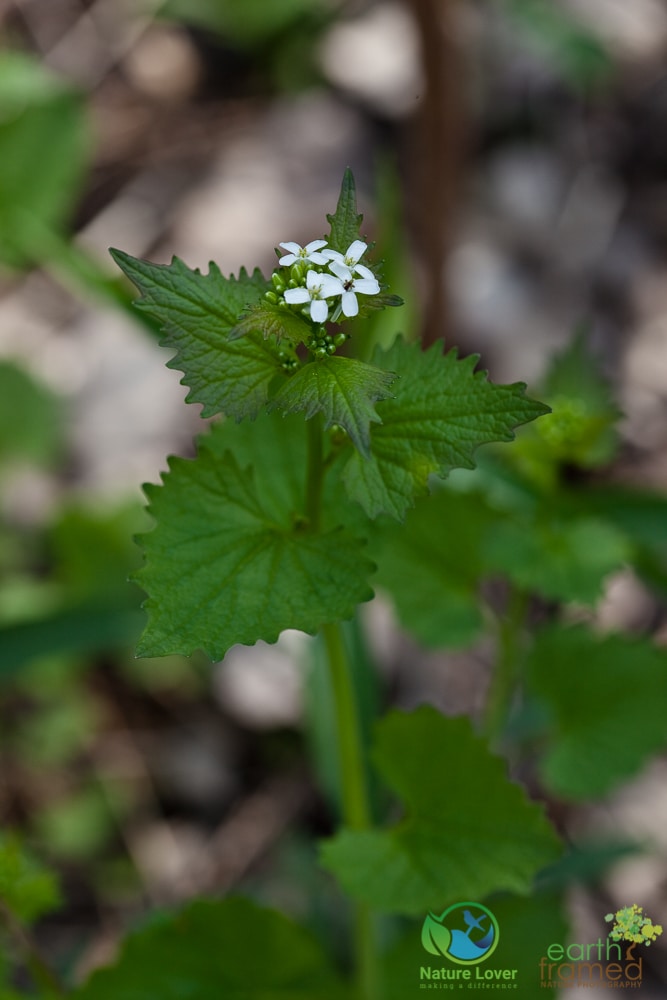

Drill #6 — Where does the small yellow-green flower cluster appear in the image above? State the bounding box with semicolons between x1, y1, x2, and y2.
605;905;664;947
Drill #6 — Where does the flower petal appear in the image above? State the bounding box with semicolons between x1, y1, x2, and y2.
305;240;328;252
341;291;359;317
278;253;297;266
353;278;380;296
322;249;344;263
345;240;367;264
354;263;376;281
310;299;329;323
328;261;352;282
284;288;310;304
279;242;301;253
320;275;345;297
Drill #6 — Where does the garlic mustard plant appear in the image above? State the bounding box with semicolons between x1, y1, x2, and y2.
109;169;559;1000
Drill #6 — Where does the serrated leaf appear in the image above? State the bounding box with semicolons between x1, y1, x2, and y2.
371;489;499;648
72;897;348;1000
326;167;364;254
135;414;374;658
526;626;667;799
484;515;630;604
0;53;89;270
229;300;312;344
270;356;396;457
0;832;61;925
321;707;560;914
344;338;550;520
110;250;286;420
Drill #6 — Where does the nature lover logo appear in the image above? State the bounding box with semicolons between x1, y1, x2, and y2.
422;902;499;965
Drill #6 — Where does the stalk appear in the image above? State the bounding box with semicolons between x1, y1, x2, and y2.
484;586;529;743
305;416;379;1000
322;622;378;1000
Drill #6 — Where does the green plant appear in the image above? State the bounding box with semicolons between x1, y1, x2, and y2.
3;170;667;998
104;170;558;997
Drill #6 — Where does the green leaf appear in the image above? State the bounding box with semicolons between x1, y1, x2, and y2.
321;706;560;914
327;167;364;254
484;514;630;604
229;300;311;344
526;626;667;799
135;414;374;658
72;897;348;1000
344;338;550;520
371;489;498;648
0;832;61;925
0;607;143;680
162;0;323;49
0;53;89;270
0;360;63;466
535;331;620;469
270;356;396;457
110;250;286;420
537;841;644;891
574;485;667;594
483;892;569;991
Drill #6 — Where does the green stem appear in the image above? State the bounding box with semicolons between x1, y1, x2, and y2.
322;623;371;831
0;898;64;996
306;416;379;999
484;587;529;743
322;622;378;1000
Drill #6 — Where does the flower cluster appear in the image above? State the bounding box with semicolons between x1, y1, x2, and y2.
272;238;381;325
605;905;664;947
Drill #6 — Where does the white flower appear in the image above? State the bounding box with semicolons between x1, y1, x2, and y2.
284;269;344;323
328;261;380;317
278;240;329;266
322;239;369;273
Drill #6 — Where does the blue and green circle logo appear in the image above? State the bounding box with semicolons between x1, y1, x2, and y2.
421;902;499;965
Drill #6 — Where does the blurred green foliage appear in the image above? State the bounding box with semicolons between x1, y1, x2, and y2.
0;362;63;469
161;0;334;90
0;52;89;270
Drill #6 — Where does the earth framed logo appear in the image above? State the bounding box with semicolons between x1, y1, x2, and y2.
421;902;499;965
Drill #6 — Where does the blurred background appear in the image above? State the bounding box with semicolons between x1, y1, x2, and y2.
2;0;667;993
